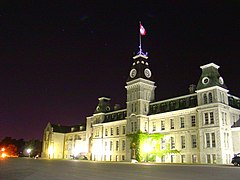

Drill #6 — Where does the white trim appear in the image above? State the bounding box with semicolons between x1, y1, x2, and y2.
133;54;148;59
196;86;229;93
200;63;219;69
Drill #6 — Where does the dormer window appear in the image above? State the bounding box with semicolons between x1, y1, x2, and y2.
208;93;213;103
203;92;213;104
203;94;208;104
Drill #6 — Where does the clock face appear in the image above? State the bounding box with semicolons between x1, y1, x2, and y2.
144;68;151;78
219;77;224;84
130;69;137;78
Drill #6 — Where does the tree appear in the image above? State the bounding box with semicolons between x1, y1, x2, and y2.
127;131;180;162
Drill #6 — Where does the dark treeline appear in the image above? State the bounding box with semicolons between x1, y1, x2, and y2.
0;137;42;157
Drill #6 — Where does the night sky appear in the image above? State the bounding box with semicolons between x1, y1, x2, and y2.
0;1;239;140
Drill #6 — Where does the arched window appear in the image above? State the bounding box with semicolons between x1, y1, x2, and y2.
203;93;208;104
208;93;213;103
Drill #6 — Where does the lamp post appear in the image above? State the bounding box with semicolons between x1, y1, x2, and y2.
27;149;32;158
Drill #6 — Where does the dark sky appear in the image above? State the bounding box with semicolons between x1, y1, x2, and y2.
0;1;239;140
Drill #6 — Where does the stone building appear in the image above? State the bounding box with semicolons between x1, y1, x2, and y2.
42;50;240;164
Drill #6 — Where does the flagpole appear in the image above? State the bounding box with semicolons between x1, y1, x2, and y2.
139;21;142;54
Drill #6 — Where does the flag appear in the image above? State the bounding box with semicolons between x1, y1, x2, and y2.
140;23;146;35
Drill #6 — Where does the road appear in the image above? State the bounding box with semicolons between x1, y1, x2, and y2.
1;158;240;180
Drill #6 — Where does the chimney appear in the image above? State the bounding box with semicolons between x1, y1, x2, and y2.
114;104;121;111
189;84;196;94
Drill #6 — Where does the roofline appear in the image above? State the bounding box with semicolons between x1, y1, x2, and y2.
200;63;219;69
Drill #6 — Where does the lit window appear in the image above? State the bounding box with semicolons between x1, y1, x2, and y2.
192;154;197;163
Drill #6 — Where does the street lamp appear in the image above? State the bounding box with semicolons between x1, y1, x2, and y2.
27;149;32;158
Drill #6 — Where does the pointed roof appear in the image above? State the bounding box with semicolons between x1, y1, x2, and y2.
196;63;227;90
126;54;154;82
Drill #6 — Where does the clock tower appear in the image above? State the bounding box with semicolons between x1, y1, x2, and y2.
125;51;156;129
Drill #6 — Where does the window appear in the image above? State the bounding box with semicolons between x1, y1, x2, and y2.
212;154;216;164
105;142;107;151
180;117;185;128
116;127;119;135
144;121;148;132
161;155;165;163
222;112;227;125
208;93;213;103
110;141;113;151
192;154;197;163
95;129;99;137
122;126;126;135
170;119;174;129
122;155;125;161
204;112;214;125
134;121;137;131
207;154;211;163
152;122;156;132
161;120;165;130
192;135;197;148
206;133;210;148
131;122;134;132
181;136;186;149
191;115;196;127
181;155;186;163
204;113;209;124
170;137;175;149
105;128;108;136
122;140;125;151
171;155;175;163
207;154;216;164
110;127;114;136
205;132;216;148
161;138;166;150
203;94;208;104
210;112;214;124
211;133;216;147
116;141;119;151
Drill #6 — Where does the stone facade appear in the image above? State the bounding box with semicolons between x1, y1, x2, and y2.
42;53;240;164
